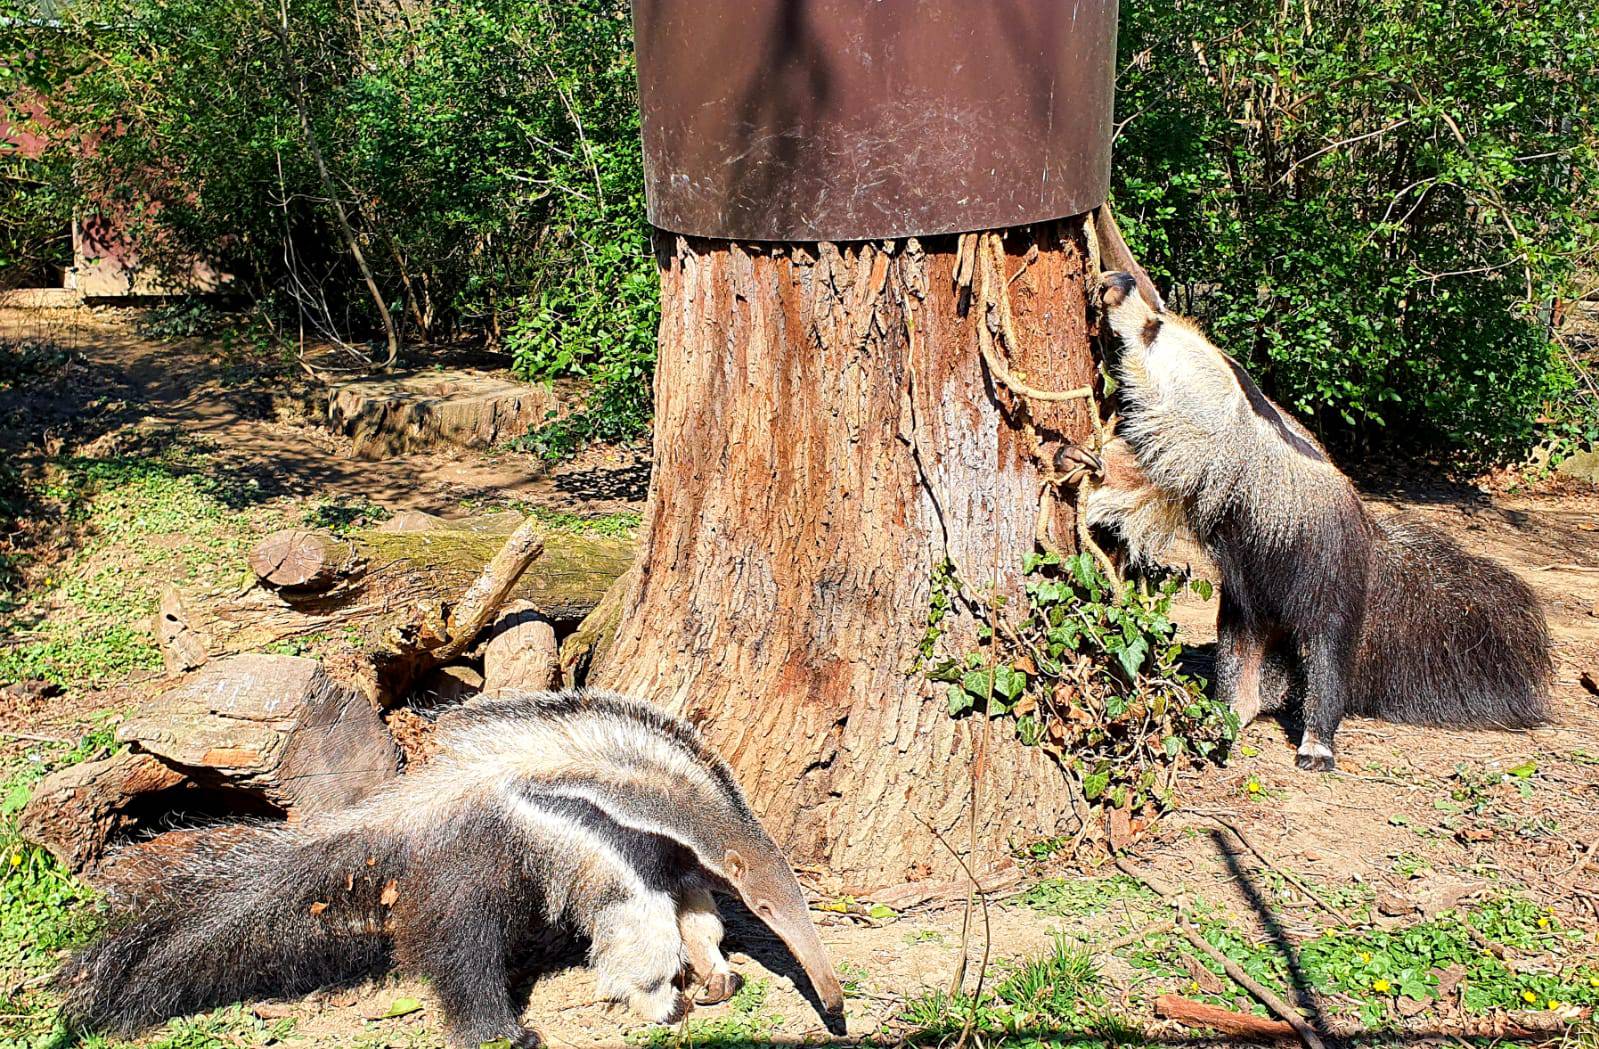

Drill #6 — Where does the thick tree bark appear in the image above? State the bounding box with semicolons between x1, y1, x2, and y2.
597;222;1101;892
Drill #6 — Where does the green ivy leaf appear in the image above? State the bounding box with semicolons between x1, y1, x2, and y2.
993;664;1027;701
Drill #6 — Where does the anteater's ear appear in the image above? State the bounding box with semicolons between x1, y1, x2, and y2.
1099;271;1138;309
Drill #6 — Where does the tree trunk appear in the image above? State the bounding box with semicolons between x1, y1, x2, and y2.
596;221;1101;892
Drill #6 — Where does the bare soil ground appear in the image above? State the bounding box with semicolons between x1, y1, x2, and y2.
3;308;1597;1049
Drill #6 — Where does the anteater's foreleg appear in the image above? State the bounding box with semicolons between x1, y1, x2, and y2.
675;878;741;1006
591;892;690;1024
1216;587;1274;727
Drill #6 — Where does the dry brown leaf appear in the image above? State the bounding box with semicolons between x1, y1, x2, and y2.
380;879;399;907
309;901;329;916
1433;963;1468;1000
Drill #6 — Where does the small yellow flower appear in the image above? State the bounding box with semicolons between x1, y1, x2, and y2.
1537;916;1551;929
8;851;20;867
1589;976;1599;989
1361;951;1373;964
1373;979;1391;993
1522;990;1539;1004
1247;780;1262;794
1547;1000;1562;1011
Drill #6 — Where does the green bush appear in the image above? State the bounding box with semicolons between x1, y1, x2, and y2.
2;0;655;443
6;0;1594;462
1114;0;1599;462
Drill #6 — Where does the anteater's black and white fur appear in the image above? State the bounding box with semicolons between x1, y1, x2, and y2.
57;690;844;1047
1070;274;1551;770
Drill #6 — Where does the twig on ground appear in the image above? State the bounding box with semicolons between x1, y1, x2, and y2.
1558;836;1599;890
0;731;71;745
913;811;992;1049
1114;856;1327;1049
1104;920;1176;952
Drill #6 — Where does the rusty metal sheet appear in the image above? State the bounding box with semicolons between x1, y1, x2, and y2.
633;0;1118;242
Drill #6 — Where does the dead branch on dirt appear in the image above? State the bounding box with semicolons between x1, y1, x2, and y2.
1155;994;1298;1042
1114;856;1327;1049
914;810;993;1049
1104;920;1176;952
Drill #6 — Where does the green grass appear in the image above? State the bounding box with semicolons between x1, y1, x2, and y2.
501;502;641;538
899;935;1141;1048
630;977;781;1049
0;447;285;689
301;496;393;535
1;722;120;1049
1014;876;1153;920
1127;896;1599;1029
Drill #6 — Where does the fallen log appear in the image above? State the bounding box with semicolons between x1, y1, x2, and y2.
249;529;353;592
19;751;188;874
484;600;559;693
157;523;634;673
1155;995;1298;1043
558;567;632;686
117;653;398;815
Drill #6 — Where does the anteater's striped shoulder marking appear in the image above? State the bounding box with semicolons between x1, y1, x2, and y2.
442;689;753;818
1218;353;1328;463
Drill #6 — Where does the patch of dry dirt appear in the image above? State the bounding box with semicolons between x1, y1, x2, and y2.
0;306;649;517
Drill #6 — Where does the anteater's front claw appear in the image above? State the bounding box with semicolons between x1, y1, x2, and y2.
694;971;744;1007
1051;443;1104;486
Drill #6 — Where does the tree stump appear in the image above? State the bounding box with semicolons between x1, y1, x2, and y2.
598;226;1100;890
117;654;398;815
325;369;566;459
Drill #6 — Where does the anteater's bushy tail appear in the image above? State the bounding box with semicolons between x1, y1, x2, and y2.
57;821;399;1037
1354;517;1551;729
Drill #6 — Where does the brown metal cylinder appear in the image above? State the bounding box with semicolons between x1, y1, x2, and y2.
633;0;1119;242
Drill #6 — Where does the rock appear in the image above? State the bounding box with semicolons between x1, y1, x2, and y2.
18;751;186;873
1375;889;1416;917
1555;446;1599;485
117;654;398;815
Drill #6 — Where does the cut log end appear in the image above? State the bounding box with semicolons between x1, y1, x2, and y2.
484;600;559;693
249;529;349;592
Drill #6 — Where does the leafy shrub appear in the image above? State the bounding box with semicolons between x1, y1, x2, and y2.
1115;0;1599;463
926;553;1237;817
3;0;655;444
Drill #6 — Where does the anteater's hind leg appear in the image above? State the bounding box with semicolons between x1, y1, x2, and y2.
1295;623;1358;772
394;825;542;1048
676;878;741;1006
591;892;690;1024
